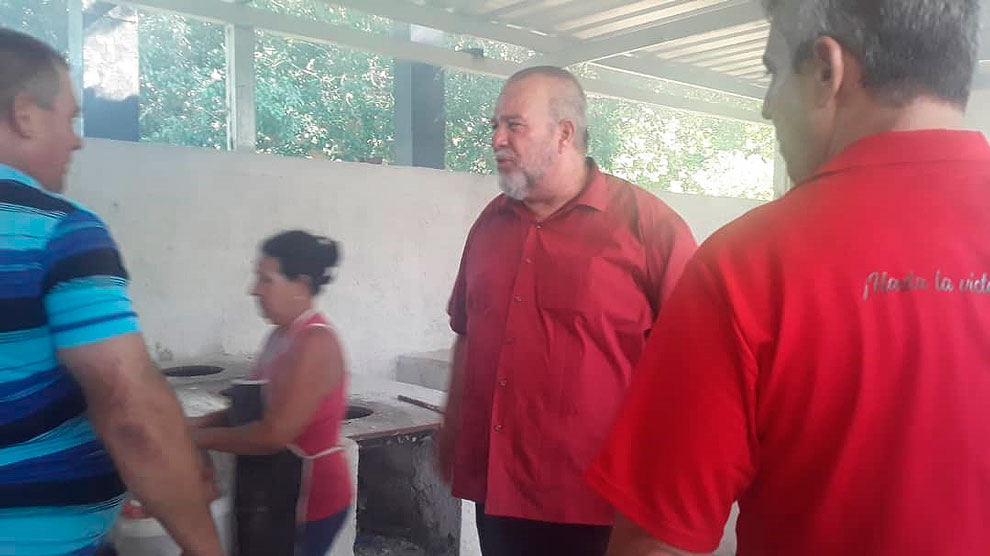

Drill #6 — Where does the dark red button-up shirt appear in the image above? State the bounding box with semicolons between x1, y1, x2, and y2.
448;160;696;524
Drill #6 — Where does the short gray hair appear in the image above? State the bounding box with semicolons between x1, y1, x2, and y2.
0;28;67;119
506;66;589;152
762;0;979;106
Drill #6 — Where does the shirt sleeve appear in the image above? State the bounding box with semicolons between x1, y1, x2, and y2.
447;236;470;336
42;209;141;349
586;254;759;553
642;204;698;316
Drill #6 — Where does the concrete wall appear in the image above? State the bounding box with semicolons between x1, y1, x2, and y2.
66;139;764;378
966;89;990;136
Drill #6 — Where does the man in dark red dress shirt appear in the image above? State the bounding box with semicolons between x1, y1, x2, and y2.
438;66;697;556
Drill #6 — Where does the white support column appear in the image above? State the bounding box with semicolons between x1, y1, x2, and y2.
393;24;446;169
226;24;256;152
67;0;84;134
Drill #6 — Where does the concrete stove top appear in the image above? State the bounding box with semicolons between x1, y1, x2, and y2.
344;375;444;444
168;359;445;445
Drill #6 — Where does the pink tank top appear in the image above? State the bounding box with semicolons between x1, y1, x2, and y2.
251;310;353;521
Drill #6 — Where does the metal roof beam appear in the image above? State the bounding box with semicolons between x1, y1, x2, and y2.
579;73;765;124
558;0;724;36
645;25;767;55
116;0;524;75
707;57;767;74
332;0;768;98
545;1;765;67
594;54;766;99
677;47;764;67
328;0;564;53
674;44;764;66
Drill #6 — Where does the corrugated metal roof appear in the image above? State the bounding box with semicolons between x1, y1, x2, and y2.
362;0;990;97
416;0;772;97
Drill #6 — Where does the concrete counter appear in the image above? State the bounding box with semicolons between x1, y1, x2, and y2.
167;358;445;443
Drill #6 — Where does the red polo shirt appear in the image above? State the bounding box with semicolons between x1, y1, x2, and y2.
588;130;990;554
448;160;696;524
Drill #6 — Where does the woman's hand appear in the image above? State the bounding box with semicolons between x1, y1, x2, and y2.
187;415;208;429
199;450;221;502
187;409;230;430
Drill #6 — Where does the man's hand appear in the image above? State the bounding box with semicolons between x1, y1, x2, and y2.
198;451;221;502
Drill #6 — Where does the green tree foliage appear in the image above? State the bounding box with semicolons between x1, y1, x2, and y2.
444;70;502;174
0;0;67;53
137;12;227;149
3;0;776;200
255;32;394;161
251;0;394;160
588;97;776;199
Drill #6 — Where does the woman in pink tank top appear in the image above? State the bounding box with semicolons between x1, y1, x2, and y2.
190;231;352;555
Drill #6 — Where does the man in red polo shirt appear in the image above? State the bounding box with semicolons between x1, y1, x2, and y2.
588;1;990;555
439;66;696;556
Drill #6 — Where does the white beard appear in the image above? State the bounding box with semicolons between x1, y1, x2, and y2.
497;153;555;201
498;170;531;201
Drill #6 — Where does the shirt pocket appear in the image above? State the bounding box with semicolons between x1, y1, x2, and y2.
536;254;595;312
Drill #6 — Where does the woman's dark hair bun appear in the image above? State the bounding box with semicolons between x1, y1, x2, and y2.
261;230;341;295
315;237;340;269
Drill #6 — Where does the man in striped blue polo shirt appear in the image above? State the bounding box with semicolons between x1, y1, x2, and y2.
0;29;221;555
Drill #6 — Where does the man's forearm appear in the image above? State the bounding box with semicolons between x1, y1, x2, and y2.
192;422;285;455
86;365;221;555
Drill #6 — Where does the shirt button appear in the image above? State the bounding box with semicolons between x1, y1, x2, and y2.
513;295;523;302
494;424;503;432
524;258;533;264
498;379;507;387
505;337;515;344
535;224;542;229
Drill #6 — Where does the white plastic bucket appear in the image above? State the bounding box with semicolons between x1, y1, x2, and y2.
111;496;232;555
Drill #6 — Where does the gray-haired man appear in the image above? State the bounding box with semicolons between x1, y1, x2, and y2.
590;1;990;554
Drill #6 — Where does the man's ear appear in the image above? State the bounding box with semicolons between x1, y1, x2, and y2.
809;35;846;107
8;92;40;139
558;118;577;152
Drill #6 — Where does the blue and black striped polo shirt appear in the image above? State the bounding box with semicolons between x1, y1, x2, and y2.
0;164;141;554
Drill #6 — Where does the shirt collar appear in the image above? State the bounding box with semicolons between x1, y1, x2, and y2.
498;157;611;215
801;129;990;186
572;158;610;212
0;163;43;190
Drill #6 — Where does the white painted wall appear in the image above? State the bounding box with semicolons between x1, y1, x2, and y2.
966;89;990;135
654;187;764;242
65;139;763;378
